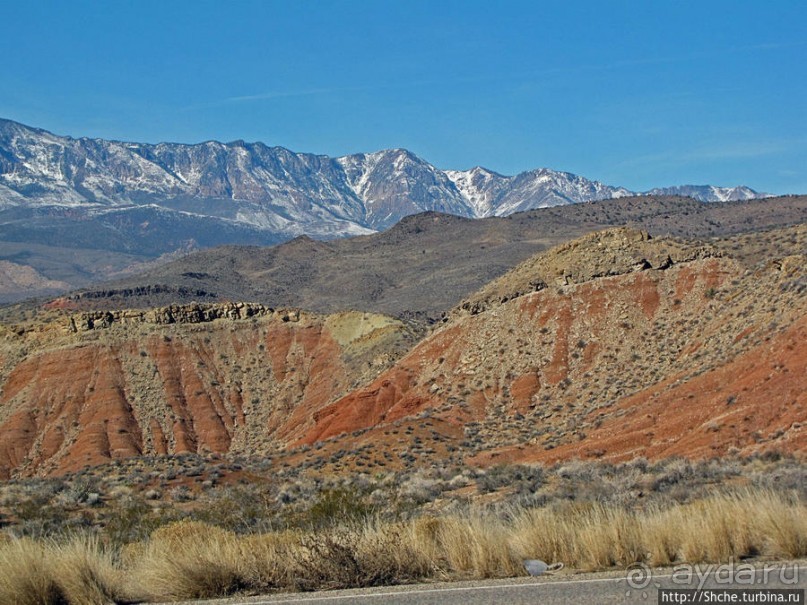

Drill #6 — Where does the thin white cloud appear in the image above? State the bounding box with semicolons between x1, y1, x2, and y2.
224;85;374;103
739;41;807;51
598;40;807;73
187;38;805;111
681;141;792;161
619;140;798;169
226;89;336;102
183;85;375;110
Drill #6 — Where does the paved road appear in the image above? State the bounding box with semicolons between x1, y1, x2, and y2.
173;563;807;605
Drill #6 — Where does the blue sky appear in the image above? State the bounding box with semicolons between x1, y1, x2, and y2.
2;0;805;193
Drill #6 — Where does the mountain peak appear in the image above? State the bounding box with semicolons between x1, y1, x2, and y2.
0;116;770;241
645;184;767;202
468;165;505;178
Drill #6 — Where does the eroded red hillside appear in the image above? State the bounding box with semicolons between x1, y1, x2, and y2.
1;228;804;478
0;307;412;478
296;231;806;467
472;315;807;466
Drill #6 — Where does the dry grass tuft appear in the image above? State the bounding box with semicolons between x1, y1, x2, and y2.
0;536;122;605
238;530;307;591
414;515;523;578
125;520;246;601
50;537;123;605
508;490;806;571
754;491;807;558
671;494;755;563
509;502;646;571
0;538;64;605
351;520;436;585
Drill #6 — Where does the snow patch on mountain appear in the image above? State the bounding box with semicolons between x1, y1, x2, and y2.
644;185;769;203
445;167;508;217
446;166;633;217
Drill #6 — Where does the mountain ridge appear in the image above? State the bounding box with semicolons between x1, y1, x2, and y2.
39;195;807;321
0;117;777;303
0;117;769;232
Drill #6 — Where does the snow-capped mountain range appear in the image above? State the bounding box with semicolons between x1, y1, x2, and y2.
0;117;767;239
643;185;763;203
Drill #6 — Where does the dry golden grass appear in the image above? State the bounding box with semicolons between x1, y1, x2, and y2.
350;520;435;585
0;489;804;603
509;490;807;570
509;502;646;570
754;491;807;558
124;520;246;601
238;530;309;591
0;536;122;605
49;538;123;605
413;515;523;578
0;538;63;605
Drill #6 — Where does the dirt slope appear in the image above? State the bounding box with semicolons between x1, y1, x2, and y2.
0;305;415;478
293;227;806;468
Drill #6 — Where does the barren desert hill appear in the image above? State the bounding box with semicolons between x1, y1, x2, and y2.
0;305;418;478
448;227;718;319
0;224;803;478
39;194;807;321
292;225;806;470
